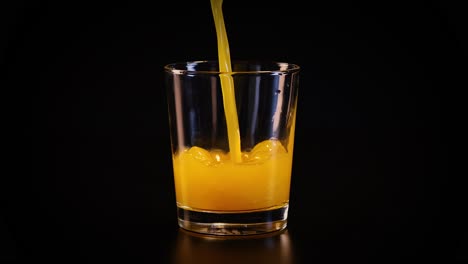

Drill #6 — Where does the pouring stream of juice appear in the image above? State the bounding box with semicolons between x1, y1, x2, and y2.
210;0;242;163
171;0;294;211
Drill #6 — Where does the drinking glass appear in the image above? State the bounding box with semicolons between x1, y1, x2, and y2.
164;60;300;236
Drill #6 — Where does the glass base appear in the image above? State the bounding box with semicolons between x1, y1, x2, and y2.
177;203;289;236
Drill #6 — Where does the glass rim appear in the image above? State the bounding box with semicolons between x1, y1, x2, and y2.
164;60;300;75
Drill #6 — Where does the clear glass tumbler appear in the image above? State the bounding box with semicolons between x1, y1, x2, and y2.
164;60;300;236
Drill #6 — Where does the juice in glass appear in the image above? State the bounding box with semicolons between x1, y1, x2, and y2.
165;0;300;235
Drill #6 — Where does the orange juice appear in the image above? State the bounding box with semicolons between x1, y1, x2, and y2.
210;0;242;163
173;137;295;211
172;0;296;212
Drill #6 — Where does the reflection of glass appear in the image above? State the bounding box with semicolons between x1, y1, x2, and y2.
171;228;295;264
165;61;300;236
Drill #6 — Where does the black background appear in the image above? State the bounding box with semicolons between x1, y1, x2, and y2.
3;0;465;262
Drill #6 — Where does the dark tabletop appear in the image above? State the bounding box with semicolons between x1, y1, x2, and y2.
4;0;465;262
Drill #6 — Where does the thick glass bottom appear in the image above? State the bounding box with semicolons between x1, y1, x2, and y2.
177;203;288;236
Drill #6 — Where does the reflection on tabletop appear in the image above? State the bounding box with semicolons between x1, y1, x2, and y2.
172;228;295;264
